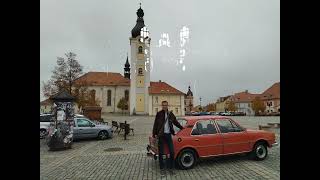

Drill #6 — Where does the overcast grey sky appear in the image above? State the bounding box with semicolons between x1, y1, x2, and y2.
40;0;280;105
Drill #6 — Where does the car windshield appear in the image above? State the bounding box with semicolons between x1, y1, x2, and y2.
173;118;187;133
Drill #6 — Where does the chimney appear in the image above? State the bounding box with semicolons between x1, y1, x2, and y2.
159;80;161;82
245;90;248;93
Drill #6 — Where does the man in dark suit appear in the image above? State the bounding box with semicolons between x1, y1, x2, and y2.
152;101;184;175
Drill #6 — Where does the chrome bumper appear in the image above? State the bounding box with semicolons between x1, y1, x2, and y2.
271;142;279;147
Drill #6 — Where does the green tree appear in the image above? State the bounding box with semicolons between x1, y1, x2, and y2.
117;97;128;114
252;97;266;115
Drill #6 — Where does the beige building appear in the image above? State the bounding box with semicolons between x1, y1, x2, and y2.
261;82;280;113
74;72;130;114
40;99;53;113
215;96;231;112
148;81;185;116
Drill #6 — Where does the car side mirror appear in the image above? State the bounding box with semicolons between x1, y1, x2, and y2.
90;124;95;127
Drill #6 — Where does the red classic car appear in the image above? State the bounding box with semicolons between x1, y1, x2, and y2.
147;116;278;169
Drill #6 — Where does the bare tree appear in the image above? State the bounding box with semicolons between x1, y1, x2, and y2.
42;52;99;111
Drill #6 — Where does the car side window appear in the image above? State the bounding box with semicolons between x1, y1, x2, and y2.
216;119;235;133
77;119;91;127
230;120;243;132
191;120;217;135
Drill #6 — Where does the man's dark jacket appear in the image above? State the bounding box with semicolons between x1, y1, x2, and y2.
152;110;184;137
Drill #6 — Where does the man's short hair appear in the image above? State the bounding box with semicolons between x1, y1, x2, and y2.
161;100;168;105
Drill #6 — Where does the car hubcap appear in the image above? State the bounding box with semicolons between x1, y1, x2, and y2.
256;145;266;158
100;132;107;139
40;130;46;137
181;152;194;167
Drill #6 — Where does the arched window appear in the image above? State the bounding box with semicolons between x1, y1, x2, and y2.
138;46;143;54
125;90;129;101
107;90;111;106
138;68;143;75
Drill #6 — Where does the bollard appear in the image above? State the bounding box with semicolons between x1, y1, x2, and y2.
124;121;127;140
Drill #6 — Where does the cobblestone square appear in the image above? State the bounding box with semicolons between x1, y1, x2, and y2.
40;115;280;180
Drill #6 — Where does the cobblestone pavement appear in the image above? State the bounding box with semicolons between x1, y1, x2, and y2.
40;115;280;180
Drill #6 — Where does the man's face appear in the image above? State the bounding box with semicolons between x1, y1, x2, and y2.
162;102;168;111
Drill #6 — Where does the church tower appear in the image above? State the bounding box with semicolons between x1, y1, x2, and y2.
124;55;130;79
129;4;151;115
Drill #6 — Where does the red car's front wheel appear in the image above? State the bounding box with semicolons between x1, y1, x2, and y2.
250;142;268;160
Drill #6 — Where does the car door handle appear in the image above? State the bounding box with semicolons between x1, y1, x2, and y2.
79;129;83;130
195;139;199;141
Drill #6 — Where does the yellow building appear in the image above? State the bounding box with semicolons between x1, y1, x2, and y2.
148;81;185;116
215;96;231;112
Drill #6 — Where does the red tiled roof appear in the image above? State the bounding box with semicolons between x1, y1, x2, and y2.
230;91;260;103
149;81;185;95
74;72;130;86
261;82;280;100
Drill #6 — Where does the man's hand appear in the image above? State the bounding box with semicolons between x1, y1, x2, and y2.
153;134;158;138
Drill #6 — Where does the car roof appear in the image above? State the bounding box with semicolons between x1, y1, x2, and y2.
179;115;233;125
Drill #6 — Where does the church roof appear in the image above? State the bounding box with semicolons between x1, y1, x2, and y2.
74;72;130;86
149;81;185;95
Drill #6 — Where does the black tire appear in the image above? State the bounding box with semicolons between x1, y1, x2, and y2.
250;142;268;161
40;129;47;139
176;149;197;170
98;131;108;140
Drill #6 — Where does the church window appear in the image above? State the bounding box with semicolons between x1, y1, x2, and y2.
138;68;143;75
107;90;111;106
138;46;143;54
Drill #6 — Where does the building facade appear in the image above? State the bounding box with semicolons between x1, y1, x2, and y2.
230;90;258;116
261;82;280;113
148;81;185;116
215;96;231;112
40;99;53;113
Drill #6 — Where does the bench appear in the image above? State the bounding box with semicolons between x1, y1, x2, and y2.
112;121;120;132
118;122;134;135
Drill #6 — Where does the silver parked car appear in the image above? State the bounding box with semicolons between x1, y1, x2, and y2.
73;117;113;140
40;114;54;138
